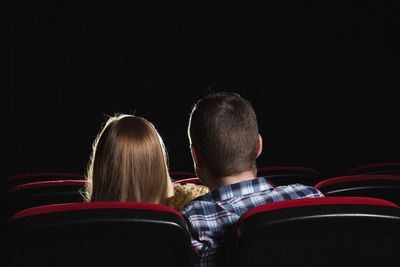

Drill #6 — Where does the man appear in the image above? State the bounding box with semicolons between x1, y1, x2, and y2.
181;91;324;266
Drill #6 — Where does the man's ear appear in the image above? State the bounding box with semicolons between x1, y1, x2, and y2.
190;145;201;168
256;134;263;158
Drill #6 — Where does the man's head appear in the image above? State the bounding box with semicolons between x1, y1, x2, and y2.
188;92;261;183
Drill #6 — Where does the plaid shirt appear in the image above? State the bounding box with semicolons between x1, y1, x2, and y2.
181;177;324;266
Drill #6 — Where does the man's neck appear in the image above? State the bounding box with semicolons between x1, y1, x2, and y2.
205;170;257;191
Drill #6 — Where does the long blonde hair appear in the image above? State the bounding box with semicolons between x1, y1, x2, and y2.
84;114;173;203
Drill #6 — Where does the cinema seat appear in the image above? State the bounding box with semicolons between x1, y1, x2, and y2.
169;171;196;180
347;162;400;175
1;180;85;221
173;177;202;185
1;172;83;192
257;166;320;186
225;197;400;267
5;202;193;267
315;174;400;205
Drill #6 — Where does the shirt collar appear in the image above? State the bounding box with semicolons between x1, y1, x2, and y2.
199;177;274;202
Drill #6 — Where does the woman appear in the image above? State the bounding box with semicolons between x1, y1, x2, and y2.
84;114;208;209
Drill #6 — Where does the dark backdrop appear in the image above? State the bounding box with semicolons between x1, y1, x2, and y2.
2;1;400;179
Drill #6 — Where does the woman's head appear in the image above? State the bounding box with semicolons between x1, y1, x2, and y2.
85;114;172;203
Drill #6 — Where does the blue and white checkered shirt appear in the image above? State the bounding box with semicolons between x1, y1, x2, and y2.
181;177;324;266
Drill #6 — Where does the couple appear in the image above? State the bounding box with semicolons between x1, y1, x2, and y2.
85;91;323;266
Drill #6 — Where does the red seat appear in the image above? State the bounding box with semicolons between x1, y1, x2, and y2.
257;166;320;186
169;171;196;180
173;177;202;185
1;172;83;192
5;202;193;267
347;162;400;175
225;196;400;267
315;174;400;205
2;180;86;221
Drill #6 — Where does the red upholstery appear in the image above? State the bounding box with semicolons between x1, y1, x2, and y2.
10;202;183;222
256;165;321;186
5;201;193;267
2;180;86;221
173;177;202;185
347;162;400;175
169;171;196;179
240;196;398;222
5;172;83;181
1;172;84;192
315;174;400;189
9;180;86;193
257;166;320;174
226;196;400;267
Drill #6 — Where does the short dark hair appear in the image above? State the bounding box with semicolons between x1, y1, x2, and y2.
188;91;259;178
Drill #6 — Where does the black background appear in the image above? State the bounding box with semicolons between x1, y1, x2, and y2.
2;1;400;179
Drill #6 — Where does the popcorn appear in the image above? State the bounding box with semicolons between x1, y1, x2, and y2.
166;183;209;211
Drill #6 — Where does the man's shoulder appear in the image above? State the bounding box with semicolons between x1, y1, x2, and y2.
180;196;216;217
273;183;325;197
180;180;324;218
275;183;321;191
181;177;273;216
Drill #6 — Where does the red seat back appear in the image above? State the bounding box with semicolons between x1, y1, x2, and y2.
2;180;86;221
315;174;400;205
1;172;83;192
257;166;320;186
169;171;196;180
225;196;400;267
347;162;400;175
173;177;202;185
6;202;193;267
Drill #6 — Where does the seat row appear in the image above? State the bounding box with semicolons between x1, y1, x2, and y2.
2;173;400;221
2;161;400;191
3;196;400;266
1;163;400;266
